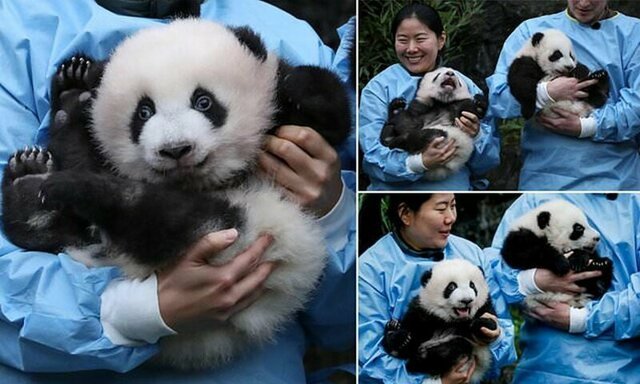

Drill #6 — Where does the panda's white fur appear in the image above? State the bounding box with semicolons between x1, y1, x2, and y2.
416;259;492;383
508;199;600;308
413;67;475;181
89;19;327;369
419;259;489;322
513;28;592;118
92;20;278;187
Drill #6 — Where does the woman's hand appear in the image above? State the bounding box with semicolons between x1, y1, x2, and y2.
258;125;342;218
421;137;457;168
441;356;476;384
455;111;480;138
157;229;276;333
534;268;602;295
536;107;582;137
546;76;598;102
525;300;570;331
472;312;501;346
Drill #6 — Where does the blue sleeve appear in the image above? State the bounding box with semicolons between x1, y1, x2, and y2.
486;24;532;120
0;246;156;372
592;24;640;143
484;195;538;305
357;259;424;384
300;171;356;351
459;75;500;177
585;272;640;340
359;77;424;184
476;251;518;377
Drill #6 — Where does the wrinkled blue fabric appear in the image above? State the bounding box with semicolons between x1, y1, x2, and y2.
486;193;640;383
359;233;516;383
0;0;355;382
359;64;500;191
486;10;640;190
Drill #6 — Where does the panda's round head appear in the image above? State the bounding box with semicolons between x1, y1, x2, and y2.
91;19;279;187
516;29;577;77
512;199;600;254
418;259;489;322
415;67;471;104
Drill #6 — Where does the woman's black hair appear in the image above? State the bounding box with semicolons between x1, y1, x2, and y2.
390;3;444;40
359;194;433;254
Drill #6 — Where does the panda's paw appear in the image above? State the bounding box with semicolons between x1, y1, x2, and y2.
389;98;407;116
5;147;54;185
473;94;488;119
384;319;402;332
588;70;608;82
38;172;80;210
56;55;97;92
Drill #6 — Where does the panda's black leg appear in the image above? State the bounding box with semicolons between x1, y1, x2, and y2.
472;94;488;119
409;337;473;375
388;98;407;116
382;319;413;358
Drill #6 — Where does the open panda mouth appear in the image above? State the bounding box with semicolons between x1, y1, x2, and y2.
441;77;457;90
454;307;471;318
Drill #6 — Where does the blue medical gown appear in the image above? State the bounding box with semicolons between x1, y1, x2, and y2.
486;10;640;190
0;0;356;382
359;64;500;191
359;233;516;383
485;193;640;383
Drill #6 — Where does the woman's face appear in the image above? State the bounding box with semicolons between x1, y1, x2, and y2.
400;194;457;250
567;0;608;24
394;17;445;75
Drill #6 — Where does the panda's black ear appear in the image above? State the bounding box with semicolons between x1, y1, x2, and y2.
531;32;545;47
229;26;267;62
537;211;551;229
420;270;433;286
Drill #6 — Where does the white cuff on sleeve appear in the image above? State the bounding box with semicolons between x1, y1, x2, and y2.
316;179;354;252
101;273;177;346
579;116;597;138
421;377;442;384
536;81;555;110
569;306;588;334
517;268;544;296
406;153;427;174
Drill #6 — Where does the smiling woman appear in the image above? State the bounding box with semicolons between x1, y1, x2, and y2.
358;193;517;383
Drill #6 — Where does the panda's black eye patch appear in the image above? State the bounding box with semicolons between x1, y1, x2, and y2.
432;73;440;83
191;87;227;128
570;223;585;240
469;281;477;295
549;50;564;62
130;96;155;143
444;282;457;299
570;52;575;61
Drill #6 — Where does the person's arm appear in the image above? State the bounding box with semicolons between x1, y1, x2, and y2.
458;75;500;178
590;28;640;143
486;25;533;120
358;261;424;384
478;255;517;378
359;79;426;183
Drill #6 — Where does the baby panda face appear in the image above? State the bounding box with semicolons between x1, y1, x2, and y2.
91;20;279;187
418;259;489;322
529;29;577;77
516;199;600;254
415;67;471;104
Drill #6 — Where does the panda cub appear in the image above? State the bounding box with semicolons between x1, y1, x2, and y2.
383;259;497;383
501;199;613;308
1;19;350;369
507;28;609;120
379;67;487;181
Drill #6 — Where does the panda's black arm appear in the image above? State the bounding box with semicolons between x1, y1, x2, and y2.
470;298;498;343
274;60;351;147
501;228;571;275
507;56;545;119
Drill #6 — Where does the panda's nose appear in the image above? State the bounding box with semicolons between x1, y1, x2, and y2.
159;144;193;160
460;298;473;306
445;70;455;77
564;65;575;72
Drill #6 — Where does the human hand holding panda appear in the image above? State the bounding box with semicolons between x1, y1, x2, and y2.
379;67;487;181
507;28;609;131
501;200;613;311
382;259;498;383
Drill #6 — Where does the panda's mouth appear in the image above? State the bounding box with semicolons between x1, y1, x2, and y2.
454;307;471;318
441;77;457;90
